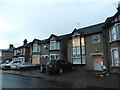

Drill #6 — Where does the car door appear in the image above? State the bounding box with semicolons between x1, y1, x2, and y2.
65;61;72;70
60;60;71;71
59;60;66;70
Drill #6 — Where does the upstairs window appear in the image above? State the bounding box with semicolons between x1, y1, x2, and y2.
111;27;117;41
93;35;100;43
37;45;40;52
33;44;37;52
109;24;120;42
72;35;86;64
50;41;60;50
14;50;17;56
33;44;40;52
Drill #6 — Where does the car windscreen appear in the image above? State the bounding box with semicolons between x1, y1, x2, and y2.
47;60;57;65
4;62;10;64
13;61;21;63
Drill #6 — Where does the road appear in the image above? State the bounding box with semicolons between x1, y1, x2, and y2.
2;73;90;88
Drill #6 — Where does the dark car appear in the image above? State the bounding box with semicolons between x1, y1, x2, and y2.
46;59;74;74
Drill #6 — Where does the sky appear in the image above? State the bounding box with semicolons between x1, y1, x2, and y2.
0;0;120;49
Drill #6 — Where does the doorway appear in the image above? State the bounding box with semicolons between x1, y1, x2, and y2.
93;55;103;71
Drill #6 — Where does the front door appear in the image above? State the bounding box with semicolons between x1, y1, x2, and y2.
93;56;103;71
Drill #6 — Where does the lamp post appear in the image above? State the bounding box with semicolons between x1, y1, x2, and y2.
43;45;48;72
40;44;48;73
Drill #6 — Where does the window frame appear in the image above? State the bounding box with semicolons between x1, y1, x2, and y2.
72;35;86;64
111;48;120;67
92;35;100;43
109;24;120;42
50;41;60;50
50;54;59;60
33;44;40;52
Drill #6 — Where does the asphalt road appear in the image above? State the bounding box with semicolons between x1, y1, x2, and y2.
2;73;89;88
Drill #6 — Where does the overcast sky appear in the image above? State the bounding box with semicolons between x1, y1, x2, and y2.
0;0;119;49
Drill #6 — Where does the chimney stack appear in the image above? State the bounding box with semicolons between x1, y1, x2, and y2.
9;44;14;49
23;39;27;45
117;1;120;12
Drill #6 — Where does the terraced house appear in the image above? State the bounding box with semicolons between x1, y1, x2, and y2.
103;4;120;73
13;39;32;63
4;3;120;74
1;44;15;63
67;23;106;71
32;34;69;66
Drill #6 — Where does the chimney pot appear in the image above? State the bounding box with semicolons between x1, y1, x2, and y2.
9;44;13;48
23;39;27;45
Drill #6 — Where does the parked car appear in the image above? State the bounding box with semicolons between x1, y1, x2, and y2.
0;60;22;70
46;59;74;74
11;62;40;70
0;61;10;69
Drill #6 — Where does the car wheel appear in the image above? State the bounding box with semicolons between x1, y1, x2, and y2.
59;68;63;74
72;66;75;71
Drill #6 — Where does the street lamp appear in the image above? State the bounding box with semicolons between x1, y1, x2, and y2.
40;44;48;73
43;45;48;72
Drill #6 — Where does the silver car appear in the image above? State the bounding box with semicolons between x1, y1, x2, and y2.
1;60;22;70
11;62;38;70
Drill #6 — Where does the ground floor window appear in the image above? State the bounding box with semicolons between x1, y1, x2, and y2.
13;57;24;62
50;54;59;60
32;55;40;64
111;48;120;67
72;46;86;64
18;57;25;62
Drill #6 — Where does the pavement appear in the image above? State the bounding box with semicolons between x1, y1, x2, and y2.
2;69;120;89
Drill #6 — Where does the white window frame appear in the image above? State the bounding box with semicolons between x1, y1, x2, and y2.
33;43;38;52
111;26;117;41
111;48;119;67
50;41;60;50
14;50;17;56
109;23;120;42
50;54;59;60
93;35;100;43
37;44;40;52
23;48;25;55
72;36;86;64
18;57;25;62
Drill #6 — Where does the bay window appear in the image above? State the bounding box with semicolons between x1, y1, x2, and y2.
111;27;117;41
110;24;120;42
33;44;40;52
50;41;60;50
72;34;86;64
111;48;120;67
32;55;40;64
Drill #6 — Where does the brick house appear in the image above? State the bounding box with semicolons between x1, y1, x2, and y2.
32;34;69;66
67;23;106;71
1;44;15;63
13;39;32;63
102;4;120;73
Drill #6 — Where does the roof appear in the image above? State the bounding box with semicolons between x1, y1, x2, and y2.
41;39;49;43
33;38;42;44
48;33;71;41
5;48;14;52
78;23;104;35
15;42;32;49
104;8;120;28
